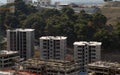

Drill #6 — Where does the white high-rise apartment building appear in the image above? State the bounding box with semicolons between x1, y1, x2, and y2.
39;36;67;60
7;29;34;60
7;0;15;4
74;41;102;72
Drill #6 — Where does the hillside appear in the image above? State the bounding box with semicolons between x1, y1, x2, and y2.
103;1;120;7
100;7;120;25
100;2;120;25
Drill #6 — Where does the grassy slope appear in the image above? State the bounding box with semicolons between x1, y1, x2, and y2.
100;7;120;25
100;7;120;62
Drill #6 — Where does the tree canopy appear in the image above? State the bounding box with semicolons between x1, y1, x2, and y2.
0;1;120;51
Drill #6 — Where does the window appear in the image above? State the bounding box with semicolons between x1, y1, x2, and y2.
91;53;96;55
78;53;82;55
91;50;96;52
43;46;47;49
78;49;83;51
50;45;53;47
43;40;48;43
55;54;60;56
43;43;47;45
56;47;60;49
91;57;96;59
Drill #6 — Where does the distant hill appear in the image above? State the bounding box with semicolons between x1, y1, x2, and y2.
103;1;120;7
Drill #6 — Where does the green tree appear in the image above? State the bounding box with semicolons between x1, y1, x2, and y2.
23;14;45;38
74;23;87;40
61;7;74;16
114;22;120;36
93;28;116;50
14;0;37;15
61;7;75;21
4;14;19;29
113;22;120;49
45;16;61;35
0;12;6;32
76;10;93;25
92;13;107;28
41;9;61;19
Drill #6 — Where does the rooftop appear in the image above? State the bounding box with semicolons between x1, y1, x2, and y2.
40;36;67;40
0;50;18;55
7;28;34;32
0;70;41;75
74;41;102;46
88;61;120;69
22;58;79;71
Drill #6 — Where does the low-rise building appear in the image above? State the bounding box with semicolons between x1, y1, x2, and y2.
22;58;80;75
87;61;120;75
0;50;19;70
0;70;41;75
37;0;51;6
33;0;51;7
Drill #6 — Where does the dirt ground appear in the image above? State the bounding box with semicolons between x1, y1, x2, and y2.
101;50;120;62
100;7;120;25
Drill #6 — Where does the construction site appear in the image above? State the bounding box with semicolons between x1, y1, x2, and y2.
0;50;20;70
87;61;120;75
21;58;80;75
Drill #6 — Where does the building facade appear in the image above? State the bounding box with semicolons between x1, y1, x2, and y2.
0;50;19;70
0;70;41;75
37;0;51;6
87;61;120;75
39;36;67;60
7;0;15;4
22;58;80;75
23;0;32;4
7;29;34;60
74;41;102;72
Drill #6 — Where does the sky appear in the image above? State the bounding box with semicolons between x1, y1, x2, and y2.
0;0;104;4
1;0;120;4
0;0;6;3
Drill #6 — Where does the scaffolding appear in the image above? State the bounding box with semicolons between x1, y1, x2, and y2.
87;61;120;75
21;58;80;75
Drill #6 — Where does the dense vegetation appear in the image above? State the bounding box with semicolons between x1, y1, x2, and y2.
0;0;120;51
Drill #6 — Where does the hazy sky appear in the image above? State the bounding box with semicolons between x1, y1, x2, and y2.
1;0;120;4
0;0;104;3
